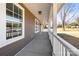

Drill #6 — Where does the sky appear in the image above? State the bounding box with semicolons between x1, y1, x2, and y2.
57;3;79;25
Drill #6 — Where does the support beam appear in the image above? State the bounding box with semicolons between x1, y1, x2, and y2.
52;4;59;56
52;4;57;34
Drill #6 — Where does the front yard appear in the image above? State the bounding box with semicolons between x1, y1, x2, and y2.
57;28;79;38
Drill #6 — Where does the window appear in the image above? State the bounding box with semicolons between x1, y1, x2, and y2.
6;3;23;40
0;3;25;47
35;19;40;33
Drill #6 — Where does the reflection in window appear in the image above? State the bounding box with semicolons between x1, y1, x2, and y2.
13;22;18;37
6;3;13;11
6;21;12;39
19;8;22;16
6;3;23;39
14;13;18;19
14;5;18;14
6;10;13;19
18;23;22;36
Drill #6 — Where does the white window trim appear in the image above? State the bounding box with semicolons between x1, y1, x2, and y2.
0;3;25;48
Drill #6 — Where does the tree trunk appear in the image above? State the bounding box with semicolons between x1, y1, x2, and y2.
62;20;65;31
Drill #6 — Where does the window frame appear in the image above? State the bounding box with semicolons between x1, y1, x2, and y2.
0;3;25;48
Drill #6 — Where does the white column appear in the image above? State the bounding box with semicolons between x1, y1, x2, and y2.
48;4;53;32
52;4;57;34
52;4;59;56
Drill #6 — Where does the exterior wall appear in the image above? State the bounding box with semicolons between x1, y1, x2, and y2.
0;3;35;56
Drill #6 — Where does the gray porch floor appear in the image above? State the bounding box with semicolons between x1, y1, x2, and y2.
15;32;52;56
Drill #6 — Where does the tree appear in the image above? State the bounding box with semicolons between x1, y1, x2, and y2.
59;4;77;31
75;17;79;25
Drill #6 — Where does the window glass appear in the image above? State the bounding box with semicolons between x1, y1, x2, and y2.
6;21;13;39
14;5;18;14
13;22;19;37
19;15;23;22
19;8;22;16
18;23;22;36
14;13;18;19
6;10;13;17
6;3;13;11
6;3;23;39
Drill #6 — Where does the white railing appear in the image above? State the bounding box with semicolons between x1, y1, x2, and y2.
48;31;79;56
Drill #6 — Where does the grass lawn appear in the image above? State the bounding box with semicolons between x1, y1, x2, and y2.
57;28;79;38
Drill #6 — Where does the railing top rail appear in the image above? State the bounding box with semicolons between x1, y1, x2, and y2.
49;31;79;56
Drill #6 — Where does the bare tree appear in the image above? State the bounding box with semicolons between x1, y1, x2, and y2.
60;4;77;31
75;17;79;26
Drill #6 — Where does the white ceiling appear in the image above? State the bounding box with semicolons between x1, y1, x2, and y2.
23;3;64;26
23;3;51;24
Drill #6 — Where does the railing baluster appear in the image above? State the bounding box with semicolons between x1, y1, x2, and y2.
65;47;67;56
67;50;70;56
62;45;64;56
48;31;79;56
60;43;62;56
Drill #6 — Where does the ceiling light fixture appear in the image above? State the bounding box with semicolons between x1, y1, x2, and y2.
38;11;42;15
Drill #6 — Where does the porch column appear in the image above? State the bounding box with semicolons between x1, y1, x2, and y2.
52;4;57;34
52;4;60;56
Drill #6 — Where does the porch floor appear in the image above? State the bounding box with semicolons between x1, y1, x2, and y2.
15;32;52;56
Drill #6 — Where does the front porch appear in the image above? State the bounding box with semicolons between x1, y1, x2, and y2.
16;32;52;56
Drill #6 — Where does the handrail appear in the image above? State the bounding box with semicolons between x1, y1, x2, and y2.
49;31;79;56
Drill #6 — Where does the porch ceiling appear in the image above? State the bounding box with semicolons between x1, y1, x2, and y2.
23;3;51;25
23;3;64;25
